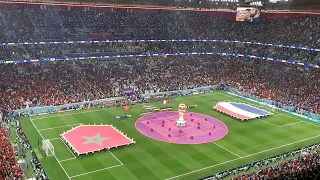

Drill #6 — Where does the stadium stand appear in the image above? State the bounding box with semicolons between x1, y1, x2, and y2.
0;4;318;48
0;41;319;65
0;2;319;179
1;115;49;180
0;56;319;118
202;143;320;180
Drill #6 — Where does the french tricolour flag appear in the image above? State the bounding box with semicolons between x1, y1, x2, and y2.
215;102;270;121
162;100;169;104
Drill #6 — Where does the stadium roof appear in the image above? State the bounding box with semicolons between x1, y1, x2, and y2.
16;0;320;10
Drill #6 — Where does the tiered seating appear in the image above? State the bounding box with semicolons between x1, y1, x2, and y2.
28;8;63;40
0;3;318;47
232;146;320;180
0;56;319;118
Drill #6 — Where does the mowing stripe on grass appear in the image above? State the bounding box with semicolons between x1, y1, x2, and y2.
165;133;320;180
30;117;72;180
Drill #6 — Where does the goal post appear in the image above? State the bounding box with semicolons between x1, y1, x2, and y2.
42;139;54;157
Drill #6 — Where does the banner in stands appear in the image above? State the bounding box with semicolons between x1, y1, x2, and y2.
122;88;134;94
236;7;261;23
122;88;138;100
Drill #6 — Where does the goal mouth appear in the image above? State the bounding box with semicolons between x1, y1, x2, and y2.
42;139;54;157
61;124;135;156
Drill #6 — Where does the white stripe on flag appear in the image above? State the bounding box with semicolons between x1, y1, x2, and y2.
219;102;261;118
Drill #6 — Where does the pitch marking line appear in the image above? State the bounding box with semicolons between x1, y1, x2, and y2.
31;119;124;178
59;157;77;162
212;142;241;158
60;137;77;158
278;122;302;127
47;137;61;140
260;119;302;128
280;114;320;128
30;108;114;120
60;151;124;178
109;150;124;165
38;123;81;131
68;151;123;179
30;117;72;180
165;133;320;180
69;164;123;179
46;138;77;159
260;119;278;127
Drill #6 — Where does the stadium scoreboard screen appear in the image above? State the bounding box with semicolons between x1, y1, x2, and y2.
236;7;261;23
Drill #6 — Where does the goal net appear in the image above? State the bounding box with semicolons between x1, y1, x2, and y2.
42;140;54;157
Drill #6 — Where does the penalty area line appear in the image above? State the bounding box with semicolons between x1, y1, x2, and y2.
212;142;241;158
38;123;81;131
30;116;72;180
279;114;320;128
69;164;123;179
165;133;320;180
278;122;302;127
109;150;123;165
260;119;279;127
60;137;77;158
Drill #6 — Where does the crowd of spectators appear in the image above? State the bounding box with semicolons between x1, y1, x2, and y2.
0;5;319;65
0;125;23;180
1;41;319;65
0;56;319;116
8;115;49;180
0;5;319;46
205;143;320;180
0;3;320;179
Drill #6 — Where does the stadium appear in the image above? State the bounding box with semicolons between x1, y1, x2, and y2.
0;0;320;180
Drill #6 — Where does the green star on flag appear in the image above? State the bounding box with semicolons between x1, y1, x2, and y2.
82;133;111;145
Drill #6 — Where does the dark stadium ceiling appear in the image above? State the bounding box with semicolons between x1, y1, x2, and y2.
45;0;320;10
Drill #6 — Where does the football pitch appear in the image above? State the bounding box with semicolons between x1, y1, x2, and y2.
20;92;320;180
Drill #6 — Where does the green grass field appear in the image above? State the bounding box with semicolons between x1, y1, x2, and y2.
20;91;320;180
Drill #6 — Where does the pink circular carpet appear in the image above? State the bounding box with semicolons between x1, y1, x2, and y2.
135;112;228;144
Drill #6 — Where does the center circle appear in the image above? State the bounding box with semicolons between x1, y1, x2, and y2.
135;111;228;144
